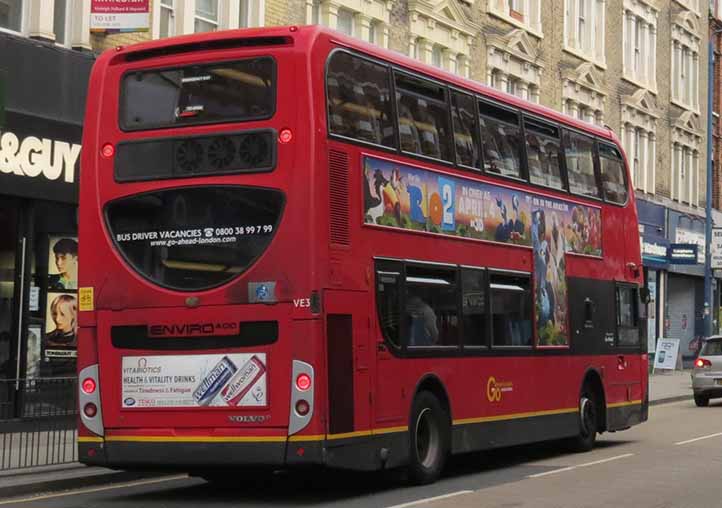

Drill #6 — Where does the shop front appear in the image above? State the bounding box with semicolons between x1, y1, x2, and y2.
637;199;668;357
0;33;92;419
665;211;708;367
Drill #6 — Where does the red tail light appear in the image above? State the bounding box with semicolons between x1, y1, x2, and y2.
295;373;311;391
279;128;293;144
695;358;712;369
82;378;97;394
101;143;115;158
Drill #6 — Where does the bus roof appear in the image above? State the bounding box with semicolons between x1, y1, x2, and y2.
105;24;620;145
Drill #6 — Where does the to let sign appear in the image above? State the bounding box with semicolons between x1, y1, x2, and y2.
712;228;722;270
91;0;150;32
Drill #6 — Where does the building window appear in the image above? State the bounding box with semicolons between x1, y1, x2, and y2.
672;143;699;206
488;0;542;35
53;0;69;45
0;0;23;32
336;8;354;36
671;13;700;111
159;0;175;38
564;0;605;64
195;0;219;33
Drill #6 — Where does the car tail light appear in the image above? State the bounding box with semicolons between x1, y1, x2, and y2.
296;373;311;391
695;358;712;369
84;403;98;418
279;128;293;144
82;377;96;394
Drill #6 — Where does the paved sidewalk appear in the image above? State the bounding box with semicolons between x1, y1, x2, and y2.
648;368;693;406
0;370;694;499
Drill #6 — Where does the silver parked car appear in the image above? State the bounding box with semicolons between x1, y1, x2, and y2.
692;336;722;407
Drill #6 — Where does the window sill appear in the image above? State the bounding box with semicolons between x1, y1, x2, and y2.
670;99;700;116
562;45;606;70
487;9;543;39
621;74;658;95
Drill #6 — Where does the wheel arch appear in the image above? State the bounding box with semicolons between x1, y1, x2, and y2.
412;374;452;425
580;367;607;432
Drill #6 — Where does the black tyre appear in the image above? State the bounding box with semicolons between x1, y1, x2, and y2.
407;391;449;485
694;394;710;407
568;389;598;452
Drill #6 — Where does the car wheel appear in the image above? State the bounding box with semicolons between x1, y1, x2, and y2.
407;391;449;485
694;394;710;407
567;388;598;452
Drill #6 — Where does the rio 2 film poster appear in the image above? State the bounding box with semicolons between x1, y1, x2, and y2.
362;155;603;346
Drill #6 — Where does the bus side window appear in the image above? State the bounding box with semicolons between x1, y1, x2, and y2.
490;272;532;347
479;101;523;180
525;118;564;190
462;268;487;347
376;262;402;348
617;285;640;347
564;131;601;198
599;143;628;204
404;265;458;348
327;52;395;148
394;73;453;162
451;91;481;170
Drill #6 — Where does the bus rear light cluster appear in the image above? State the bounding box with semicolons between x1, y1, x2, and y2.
78;364;104;437
289;360;314;435
695;358;712;369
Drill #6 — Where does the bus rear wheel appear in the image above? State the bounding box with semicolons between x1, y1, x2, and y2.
407;391;449;485
568;389;598;452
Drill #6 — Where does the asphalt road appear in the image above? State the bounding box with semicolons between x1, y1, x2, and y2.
2;399;721;508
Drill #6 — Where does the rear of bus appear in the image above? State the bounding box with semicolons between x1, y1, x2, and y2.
77;27;324;471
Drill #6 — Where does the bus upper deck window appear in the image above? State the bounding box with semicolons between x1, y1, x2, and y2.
120;57;276;130
525;118;563;191
451;91;481;170
326;52;394;148
478;101;523;180
564;131;601;199
599;144;628;204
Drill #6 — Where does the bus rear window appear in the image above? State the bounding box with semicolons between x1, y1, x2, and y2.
120;57;276;130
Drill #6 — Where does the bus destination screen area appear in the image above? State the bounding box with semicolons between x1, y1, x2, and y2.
105;186;284;290
120;57;276;130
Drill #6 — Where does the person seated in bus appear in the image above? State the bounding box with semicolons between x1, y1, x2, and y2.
406;294;439;346
398;98;422;153
354;83;383;144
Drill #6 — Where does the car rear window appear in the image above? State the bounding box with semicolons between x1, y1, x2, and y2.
701;339;722;356
120;57;275;130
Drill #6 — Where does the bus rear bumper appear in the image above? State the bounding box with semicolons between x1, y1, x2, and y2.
79;438;325;470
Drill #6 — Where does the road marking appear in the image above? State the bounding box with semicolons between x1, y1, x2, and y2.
386;490;474;508
675;432;722;445
0;474;188;505
527;453;635;479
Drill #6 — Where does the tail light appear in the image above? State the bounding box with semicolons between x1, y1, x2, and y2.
695;358;712;369
78;364;104;436
289;360;314;435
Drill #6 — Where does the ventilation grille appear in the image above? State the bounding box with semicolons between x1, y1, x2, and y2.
115;130;276;182
329;150;350;246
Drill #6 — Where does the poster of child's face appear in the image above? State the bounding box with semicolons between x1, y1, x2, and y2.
44;293;77;350
47;236;78;291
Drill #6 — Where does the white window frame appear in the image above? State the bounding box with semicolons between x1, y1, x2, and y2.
157;0;176;38
671;12;700;113
563;0;605;67
52;0;72;47
488;0;543;38
307;0;389;48
194;0;219;33
0;0;29;36
622;1;658;93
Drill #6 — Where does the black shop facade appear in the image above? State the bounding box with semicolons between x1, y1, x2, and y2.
0;33;92;419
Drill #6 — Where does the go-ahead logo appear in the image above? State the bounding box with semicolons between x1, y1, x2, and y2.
486;376;514;402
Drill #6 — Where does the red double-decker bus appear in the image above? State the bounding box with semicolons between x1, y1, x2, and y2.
77;26;647;484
